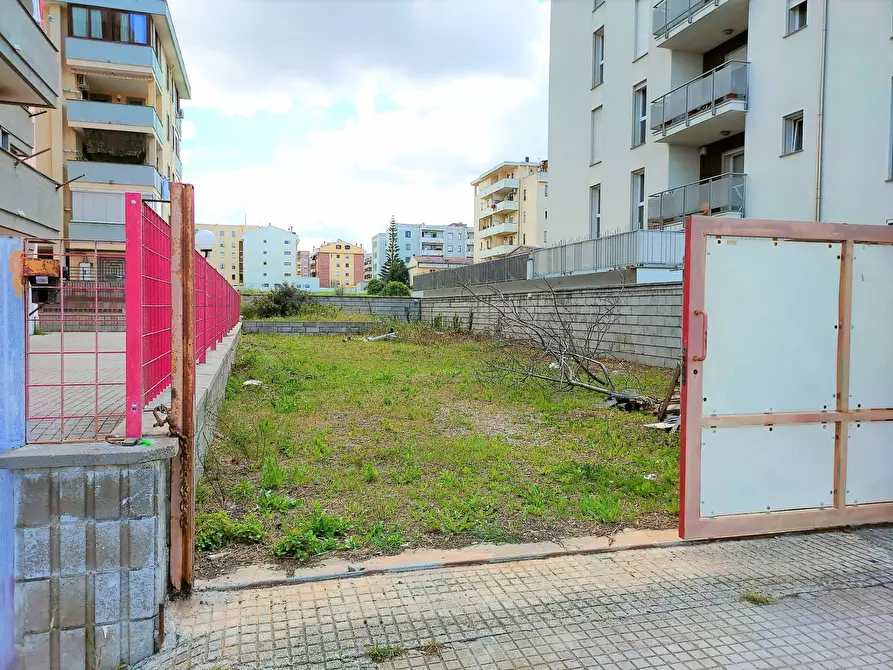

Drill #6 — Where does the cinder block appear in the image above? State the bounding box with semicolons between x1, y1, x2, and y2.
94;623;121;670
59;522;87;575
129;568;156;619
128;617;156;665
58;575;87;628
129;518;156;569
91;469;121;520
56;469;86;521
94;521;122;571
128;466;155;518
16;632;50;670
14;472;50;528
15;579;50;634
15;527;50;580
94;572;121;624
59;628;86;669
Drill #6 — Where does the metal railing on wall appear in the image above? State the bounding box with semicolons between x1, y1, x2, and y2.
412;254;529;291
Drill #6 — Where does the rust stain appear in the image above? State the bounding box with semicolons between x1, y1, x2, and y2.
9;250;24;298
23;257;60;277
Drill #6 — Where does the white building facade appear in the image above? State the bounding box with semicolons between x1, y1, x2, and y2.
242;225;300;289
371;222;474;278
547;0;893;241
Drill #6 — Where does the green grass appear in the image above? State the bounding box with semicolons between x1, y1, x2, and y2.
367;645;406;662
741;591;778;606
197;327;679;566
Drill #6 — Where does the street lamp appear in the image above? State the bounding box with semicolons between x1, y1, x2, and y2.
195;229;216;258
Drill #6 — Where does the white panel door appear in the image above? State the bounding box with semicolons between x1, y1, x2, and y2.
702;237;840;416
848;244;893;410
701;424;835;516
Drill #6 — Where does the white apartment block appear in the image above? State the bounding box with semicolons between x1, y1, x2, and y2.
472;159;549;262
548;0;893;241
371;222;474;278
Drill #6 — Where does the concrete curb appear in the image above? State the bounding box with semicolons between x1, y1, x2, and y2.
194;529;688;593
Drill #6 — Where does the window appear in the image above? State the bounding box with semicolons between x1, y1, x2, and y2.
284;261;291;266
219;263;225;269
231;241;236;248
336;244;342;249
447;232;453;240
405;230;411;238
284;250;291;255
263;250;267;255
219;243;224;248
592;29;605;87
232;275;236;281
786;0;807;35
219;252;224;258
590;185;601;238
231;265;236;270
544;230;548;244
70;6;150;45
405;256;411;263
263;283;269;288
523;189;527;201
591;107;603;164
263;239;267;243
231;252;236;258
263;261;267;266
284;273;291;277
632;170;646;230
405;244;411;250
783;111;804;155
263;273;267;277
632;83;647;147
284;239;290;244
220;231;226;237
544;210;548;220
634;0;649;59
544;184;548;197
447;246;454;252
345;245;351;249
336;263;341;268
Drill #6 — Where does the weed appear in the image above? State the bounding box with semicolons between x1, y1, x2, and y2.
579;493;622;523
270;505;356;560
287;463;312;486
228;480;258;502
741;592;778;606
471;522;519;544
421;639;445;656
257;490;302;515
518;484;554;516
32;327;47;336
435;495;497;534
312;436;331;459
362;464;380;483
230;515;265;544
367;645;406;662
391;464;422;484
196;483;211;507
195;511;265;550
368;521;405;553
260;456;285;489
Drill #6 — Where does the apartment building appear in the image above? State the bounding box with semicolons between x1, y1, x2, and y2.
33;0;189;247
242;225;299;289
363;254;373;281
408;256;473;284
195;224;259;287
472;160;548;261
371;222;474;278
548;0;893;241
297;249;310;277
311;240;366;288
0;0;61;238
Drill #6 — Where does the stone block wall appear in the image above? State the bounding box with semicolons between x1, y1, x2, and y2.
421;282;683;368
241;321;376;336
241;295;421;321
13;460;169;669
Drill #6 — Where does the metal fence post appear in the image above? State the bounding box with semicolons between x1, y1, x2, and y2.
124;193;144;437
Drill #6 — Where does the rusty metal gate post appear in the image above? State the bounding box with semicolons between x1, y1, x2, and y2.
169;184;197;595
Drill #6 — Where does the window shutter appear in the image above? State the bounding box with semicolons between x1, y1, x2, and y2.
591;107;603;163
71;191;126;224
635;0;650;59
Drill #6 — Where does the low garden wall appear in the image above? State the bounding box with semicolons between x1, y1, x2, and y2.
241;295;421;321
242;321;376;336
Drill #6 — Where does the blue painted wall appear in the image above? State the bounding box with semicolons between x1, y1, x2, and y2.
0;237;24;667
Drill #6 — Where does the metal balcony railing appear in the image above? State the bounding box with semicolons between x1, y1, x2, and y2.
650;61;748;136
647;173;746;227
532;230;684;278
653;0;716;38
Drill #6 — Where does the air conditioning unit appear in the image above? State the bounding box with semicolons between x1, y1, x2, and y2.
76;74;89;91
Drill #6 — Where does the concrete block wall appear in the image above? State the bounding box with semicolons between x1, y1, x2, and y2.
241;321;376;336
421;282;683;368
240;295;421;321
12;460;169;669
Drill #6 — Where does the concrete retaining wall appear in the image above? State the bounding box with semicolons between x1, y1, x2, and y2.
421;282;683;368
242;321;376;336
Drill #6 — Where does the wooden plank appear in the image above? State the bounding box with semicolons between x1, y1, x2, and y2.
657;362;682;422
834;240;853;509
700;408;893;428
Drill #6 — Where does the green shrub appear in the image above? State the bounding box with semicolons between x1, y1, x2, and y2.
241;283;316;319
367;521;405;553
229;515;265;544
362;464;379;483
579;493;622;522
260;456;285;489
257;489;301;515
381;281;411;297
365;278;385;295
270;505;356;560
195;512;266;550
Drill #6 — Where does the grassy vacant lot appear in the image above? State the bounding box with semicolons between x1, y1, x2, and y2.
196;326;679;576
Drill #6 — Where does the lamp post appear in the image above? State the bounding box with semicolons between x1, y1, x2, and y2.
195;229;215;259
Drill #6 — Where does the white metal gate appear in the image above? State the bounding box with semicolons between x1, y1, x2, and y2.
680;216;893;539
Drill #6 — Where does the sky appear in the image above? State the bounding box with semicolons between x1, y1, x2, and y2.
168;0;550;253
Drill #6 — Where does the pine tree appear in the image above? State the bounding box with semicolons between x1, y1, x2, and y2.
379;215;399;280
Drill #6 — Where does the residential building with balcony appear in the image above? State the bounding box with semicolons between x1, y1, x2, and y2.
34;0;190;248
311;240;366;289
195;223;259;287
363;253;373;281
408;255;473;284
472;159;548;261
547;0;892;241
297;249;310;277
370;222;473;278
0;0;62;238
242;225;299;290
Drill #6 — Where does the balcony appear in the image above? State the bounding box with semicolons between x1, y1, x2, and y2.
0;148;61;237
650;61;748;146
66;160;164;194
174;153;182;178
493;199;519;215
647;172;746;228
478;177;519;199
66;37;164;89
653;0;749;52
480;244;518;259
478;222;519;239
532;230;684;278
0;0;59;106
67;100;164;140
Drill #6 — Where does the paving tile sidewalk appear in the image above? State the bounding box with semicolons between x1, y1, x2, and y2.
137;528;893;670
